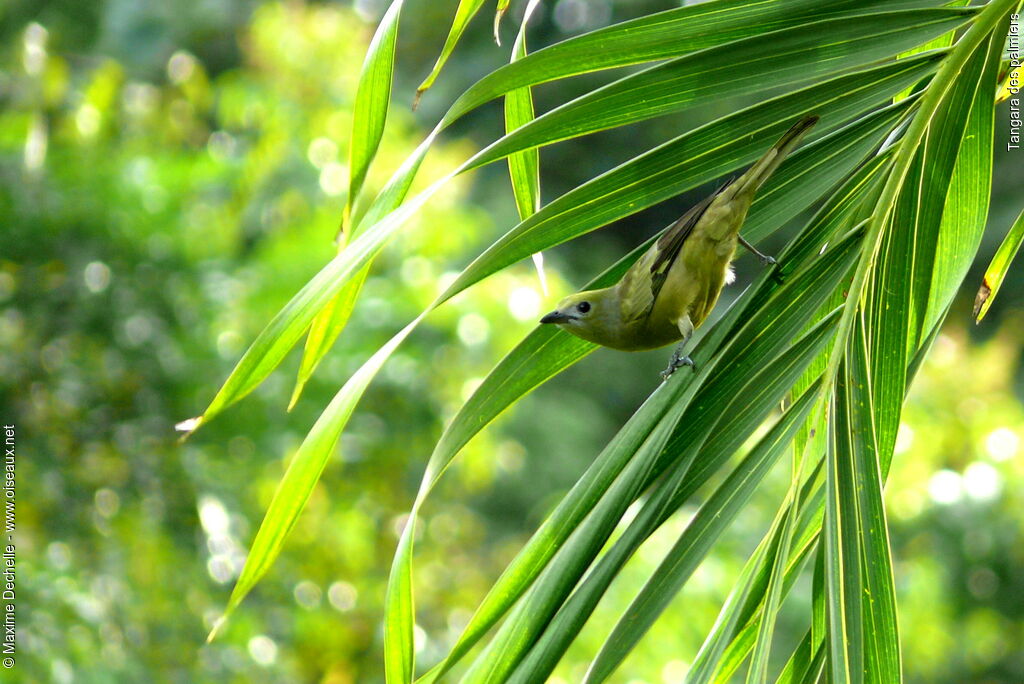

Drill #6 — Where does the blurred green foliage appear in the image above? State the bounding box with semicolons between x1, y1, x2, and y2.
2;1;1022;682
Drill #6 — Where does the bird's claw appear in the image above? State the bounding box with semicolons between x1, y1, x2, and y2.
661;352;695;380
758;254;777;266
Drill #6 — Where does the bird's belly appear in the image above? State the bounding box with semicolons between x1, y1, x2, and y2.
634;318;685;350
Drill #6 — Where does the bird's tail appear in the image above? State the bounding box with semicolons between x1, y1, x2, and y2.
732;115;819;197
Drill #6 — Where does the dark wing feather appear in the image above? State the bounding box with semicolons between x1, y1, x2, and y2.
622;182;729;321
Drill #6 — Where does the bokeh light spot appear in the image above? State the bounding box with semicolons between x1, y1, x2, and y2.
307;137;338;169
25;114;47;171
401;256;433;286
94;488;120;518
82;260;110;292
23;23;47;75
294;580;322;610
328;581;358;612
985;427;1018;462
198;496;231;536
248;635;278;666
507;286;541;322
206;556;234;584
319;161;348;196
51;659;73;684
207;131;238;161
123;314;154;347
457;313;489;347
216;330;244;359
47;541;72;570
928;469;963;505
963;461;1001;502
167;50;197;84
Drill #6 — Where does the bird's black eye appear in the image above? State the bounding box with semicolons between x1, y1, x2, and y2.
577;301;591;314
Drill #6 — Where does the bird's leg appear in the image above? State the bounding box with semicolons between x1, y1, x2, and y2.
662;315;696;380
661;344;694;380
738;235;784;284
738;235;776;265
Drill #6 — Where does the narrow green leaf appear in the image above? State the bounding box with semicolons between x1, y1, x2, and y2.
789;151;891;481
893;0;969;101
864;0;1006;484
775;629;827;684
505;4;540;219
210;317;421;641
688;521;781;684
825;322;871;684
462;368;712;684
441;0;955;126
775;25;1021;682
922;16;1008;332
581;233;864;684
290;125;444;410
866;151;919;463
714;621;759;684
348;0;405;224
846;318;901;683
745;460;804;683
187;48;931;434
415;0;488;104
811;531;827;658
807;0;1017;503
744;370;833;682
509;351;830;684
287;0;533;416
694;478;826;684
289;266;369;410
463;10;975;170
443;54;944;303
494;0;510;45
181;133;443;434
505;0;545;289
851;0;1014;373
387;509;417;684
203;69;895;640
433;228;865;680
974;206;1024;322
911;28;994;348
420;102;903;521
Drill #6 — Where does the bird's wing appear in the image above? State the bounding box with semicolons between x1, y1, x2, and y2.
620;184;727;322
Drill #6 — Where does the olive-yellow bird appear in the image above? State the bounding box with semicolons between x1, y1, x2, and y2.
539;115;818;379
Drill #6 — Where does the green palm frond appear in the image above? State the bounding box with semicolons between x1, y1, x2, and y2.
192;1;1020;682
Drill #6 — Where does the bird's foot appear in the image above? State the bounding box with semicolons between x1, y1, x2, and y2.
757;253;777;267
661;351;695;380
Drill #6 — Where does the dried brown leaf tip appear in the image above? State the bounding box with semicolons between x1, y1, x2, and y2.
973;278;992;322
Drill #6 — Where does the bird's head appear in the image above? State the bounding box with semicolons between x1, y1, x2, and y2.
539;289;620;347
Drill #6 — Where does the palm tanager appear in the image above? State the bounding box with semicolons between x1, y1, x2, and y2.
539;115;818;379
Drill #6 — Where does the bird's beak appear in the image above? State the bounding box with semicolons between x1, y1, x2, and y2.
540;310;572;324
